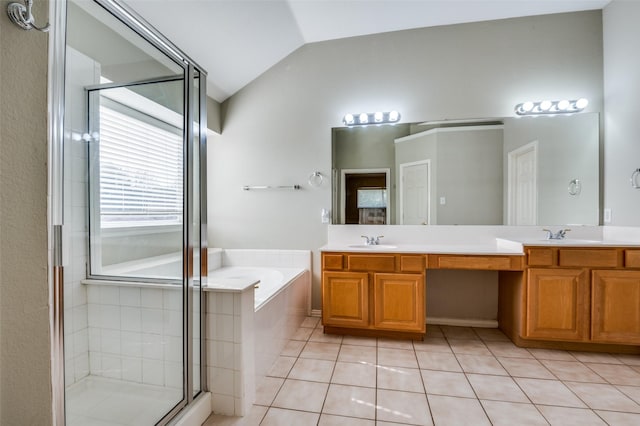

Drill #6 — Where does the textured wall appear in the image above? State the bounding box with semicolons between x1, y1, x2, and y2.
0;0;52;424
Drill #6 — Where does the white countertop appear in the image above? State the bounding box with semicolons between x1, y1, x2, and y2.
320;238;640;255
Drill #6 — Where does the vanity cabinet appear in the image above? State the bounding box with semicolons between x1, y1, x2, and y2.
321;252;426;338
520;246;640;346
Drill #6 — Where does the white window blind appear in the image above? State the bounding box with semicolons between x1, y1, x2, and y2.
99;104;183;227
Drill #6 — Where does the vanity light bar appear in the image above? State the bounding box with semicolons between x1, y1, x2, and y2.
343;111;401;126
515;98;588;116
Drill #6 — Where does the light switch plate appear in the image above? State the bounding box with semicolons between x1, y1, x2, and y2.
604;208;612;223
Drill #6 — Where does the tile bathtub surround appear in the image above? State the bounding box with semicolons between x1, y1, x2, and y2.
204;319;640;425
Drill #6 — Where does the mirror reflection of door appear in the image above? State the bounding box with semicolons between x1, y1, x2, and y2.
345;172;387;224
400;160;430;225
508;141;538;225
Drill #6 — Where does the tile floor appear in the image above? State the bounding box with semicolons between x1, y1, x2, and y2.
204;317;640;425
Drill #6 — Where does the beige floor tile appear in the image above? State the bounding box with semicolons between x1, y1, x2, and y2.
617;385;640;405
481;400;548;426
528;348;577;361
291;327;314;341
280;340;305;357
299;342;341;361
564;381;640;413
455;354;508;375
271;379;329;412
448;339;492;356
338;344;377;364
255;376;284;406
267;356;296;378
613;354;640;366
485;341;534;359
300;317;320;328
261;407;319;426
377;366;423;393
569;351;623;364
497;357;555;379
467;374;529;403
288;358;335;383
342;335;377;347
416;351;461;372
378;338;414;350
413;337;453;354
585;362;640;386
595;410;640;425
421;370;475;398
202;405;268;425
331;361;377;388
377;389;432;425
309;328;343;344
537;405;607;426
440;326;479;340
473;327;510;342
323;384;376;419
541;360;606;383
515;378;586;408
427;394;489;426
318;413;375;426
378;347;419;369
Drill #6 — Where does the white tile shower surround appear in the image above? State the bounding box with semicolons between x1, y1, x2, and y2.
65;376;182;426
204;318;640;425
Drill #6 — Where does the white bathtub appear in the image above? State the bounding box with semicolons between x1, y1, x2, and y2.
207;266;306;310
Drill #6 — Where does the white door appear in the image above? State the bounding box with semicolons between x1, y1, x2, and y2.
400;160;430;225
508;141;538;225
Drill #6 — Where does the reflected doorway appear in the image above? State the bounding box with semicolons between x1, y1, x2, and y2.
400;160;431;225
341;169;390;224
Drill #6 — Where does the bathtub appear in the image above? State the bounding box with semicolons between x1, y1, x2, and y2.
207;266;306;310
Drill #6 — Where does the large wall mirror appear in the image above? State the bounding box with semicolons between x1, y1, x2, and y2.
332;113;599;226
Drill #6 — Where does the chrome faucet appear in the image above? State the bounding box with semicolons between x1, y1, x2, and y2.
542;228;571;240
361;235;384;245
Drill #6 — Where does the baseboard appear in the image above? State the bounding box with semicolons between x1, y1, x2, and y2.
311;309;322;318
427;317;498;328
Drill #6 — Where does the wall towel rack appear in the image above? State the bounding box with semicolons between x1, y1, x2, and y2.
631;168;640;189
242;185;301;191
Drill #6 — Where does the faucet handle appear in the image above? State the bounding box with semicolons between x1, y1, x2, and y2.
361;235;372;245
542;229;553;239
374;235;384;245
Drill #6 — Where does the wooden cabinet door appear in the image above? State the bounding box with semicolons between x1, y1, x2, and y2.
373;273;425;332
592;270;640;344
526;268;589;341
322;271;369;328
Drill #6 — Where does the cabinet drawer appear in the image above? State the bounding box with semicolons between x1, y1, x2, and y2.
322;254;344;270
527;248;555;266
558;249;619;268
347;255;395;272
430;254;522;270
625;250;640;268
400;255;425;272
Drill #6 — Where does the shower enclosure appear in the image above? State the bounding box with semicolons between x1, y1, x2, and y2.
52;0;207;424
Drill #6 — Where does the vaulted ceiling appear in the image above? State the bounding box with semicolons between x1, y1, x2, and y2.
123;0;610;103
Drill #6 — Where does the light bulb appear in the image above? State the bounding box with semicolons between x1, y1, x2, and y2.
522;102;534;112
557;100;570;110
540;100;552;111
575;98;589;109
359;113;369;124
389;111;400;122
343;114;354;125
374;112;383;122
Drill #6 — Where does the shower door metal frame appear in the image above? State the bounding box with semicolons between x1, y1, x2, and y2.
49;0;209;424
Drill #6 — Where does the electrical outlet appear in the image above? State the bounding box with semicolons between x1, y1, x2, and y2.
604;208;612;223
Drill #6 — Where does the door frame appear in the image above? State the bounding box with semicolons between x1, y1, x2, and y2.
398;159;431;225
507;140;538;225
340;168;391;224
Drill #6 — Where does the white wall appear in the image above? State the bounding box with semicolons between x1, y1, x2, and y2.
603;0;640;225
209;11;604;309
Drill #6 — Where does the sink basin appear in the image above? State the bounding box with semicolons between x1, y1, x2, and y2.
537;239;602;245
348;244;398;250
